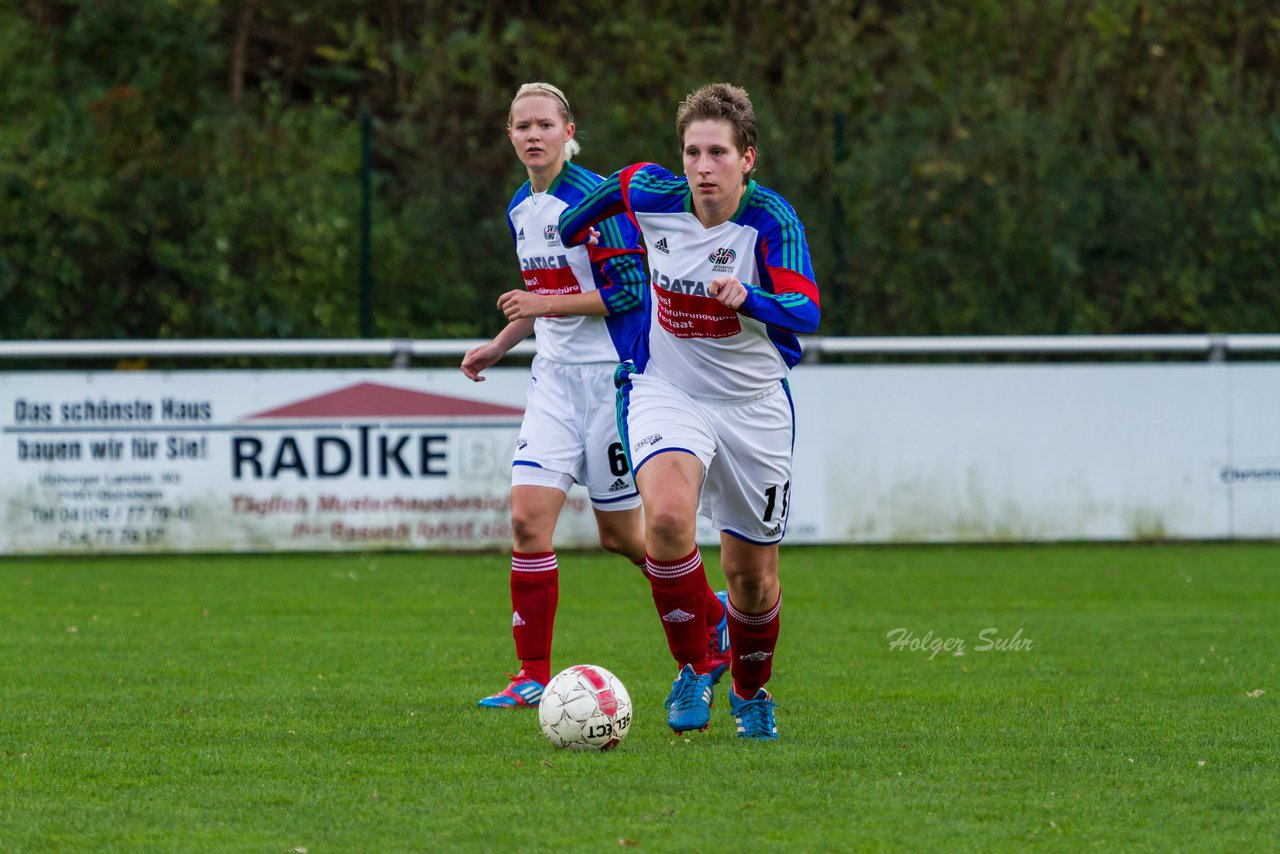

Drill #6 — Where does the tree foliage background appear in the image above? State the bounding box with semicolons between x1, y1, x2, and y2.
2;0;1278;341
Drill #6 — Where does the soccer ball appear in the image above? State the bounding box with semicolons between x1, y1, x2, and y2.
538;664;632;751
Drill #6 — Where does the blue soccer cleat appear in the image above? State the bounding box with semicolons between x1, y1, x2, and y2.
477;674;544;709
664;664;714;733
729;686;778;739
707;590;731;685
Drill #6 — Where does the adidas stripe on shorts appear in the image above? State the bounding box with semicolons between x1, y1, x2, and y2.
618;371;795;544
512;355;641;511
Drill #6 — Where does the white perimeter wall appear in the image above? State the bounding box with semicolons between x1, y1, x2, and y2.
787;363;1278;543
2;363;1277;555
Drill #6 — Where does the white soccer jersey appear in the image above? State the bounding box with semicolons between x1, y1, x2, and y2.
639;211;781;398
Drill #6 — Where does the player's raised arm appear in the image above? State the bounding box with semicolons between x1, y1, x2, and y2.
735;201;821;334
558;172;624;247
558;163;655;247
588;215;647;317
736;276;821;333
496;210;645;321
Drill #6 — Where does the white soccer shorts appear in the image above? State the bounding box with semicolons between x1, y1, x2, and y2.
617;370;795;543
511;356;641;510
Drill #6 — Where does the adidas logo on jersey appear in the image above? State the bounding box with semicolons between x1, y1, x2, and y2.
608;478;629;493
661;608;696;623
653;237;669;254
517;227;526;241
739;650;773;662
512;611;526;627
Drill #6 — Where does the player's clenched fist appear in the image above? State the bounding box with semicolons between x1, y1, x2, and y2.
708;276;748;310
497;289;543;320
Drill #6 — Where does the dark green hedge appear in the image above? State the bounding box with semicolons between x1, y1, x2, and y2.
2;0;1277;341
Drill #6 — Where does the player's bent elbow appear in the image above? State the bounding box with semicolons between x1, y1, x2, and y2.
794;305;822;334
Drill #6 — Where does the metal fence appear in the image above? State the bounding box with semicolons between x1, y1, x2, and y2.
2;334;1279;366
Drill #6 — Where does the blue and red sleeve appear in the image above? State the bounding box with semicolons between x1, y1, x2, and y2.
738;205;820;333
589;215;647;316
559;163;654;247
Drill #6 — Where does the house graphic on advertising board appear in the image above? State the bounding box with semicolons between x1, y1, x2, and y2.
244;381;525;424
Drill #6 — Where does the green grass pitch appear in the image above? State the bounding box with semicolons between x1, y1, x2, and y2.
2;543;1276;851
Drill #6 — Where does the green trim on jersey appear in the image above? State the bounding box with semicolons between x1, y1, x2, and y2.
751;289;812;309
629;167;687;201
748;189;807;273
596;217;624;249
543;165;567;195
558;162;597;196
729;180;759;223
675;178;758;221
539;161;590;196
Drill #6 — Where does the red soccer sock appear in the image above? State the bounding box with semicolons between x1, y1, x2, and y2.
510;551;558;686
727;592;781;698
646;549;711;672
705;584;726;628
648;559;719;621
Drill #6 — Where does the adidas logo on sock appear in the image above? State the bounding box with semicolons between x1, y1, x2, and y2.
653;237;669;254
739;650;773;661
512;611;526;627
661;608;696;623
608;478;629;493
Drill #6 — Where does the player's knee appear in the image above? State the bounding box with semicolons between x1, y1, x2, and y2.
731;574;769;604
593;508;643;559
724;567;778;611
646;507;695;549
510;508;551;549
596;528;631;556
